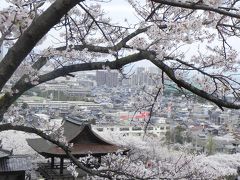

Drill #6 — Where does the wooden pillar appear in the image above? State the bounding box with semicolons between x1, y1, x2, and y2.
51;157;54;169
98;156;101;165
60;157;64;174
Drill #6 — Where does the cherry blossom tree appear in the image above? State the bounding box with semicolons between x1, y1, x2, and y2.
81;133;240;179
1;0;240;179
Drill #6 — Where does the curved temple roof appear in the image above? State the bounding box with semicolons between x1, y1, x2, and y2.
27;118;127;158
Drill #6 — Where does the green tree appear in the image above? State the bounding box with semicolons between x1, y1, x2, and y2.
206;136;216;155
165;126;187;144
21;102;29;110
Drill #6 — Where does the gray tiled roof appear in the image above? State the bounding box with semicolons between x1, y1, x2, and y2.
0;155;32;172
27;118;126;157
0;151;9;159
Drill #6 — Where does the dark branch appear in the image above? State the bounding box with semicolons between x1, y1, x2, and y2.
0;0;84;91
149;57;240;110
151;0;240;19
0;52;148;118
0;123;113;179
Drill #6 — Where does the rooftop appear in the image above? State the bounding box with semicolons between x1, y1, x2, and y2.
27;117;127;158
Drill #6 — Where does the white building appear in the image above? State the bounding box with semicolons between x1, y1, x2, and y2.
19;100;102;110
93;122;170;138
38;84;69;91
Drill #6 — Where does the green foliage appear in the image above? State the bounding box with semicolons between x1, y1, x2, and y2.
21;102;29;109
165;126;192;144
206;135;216;155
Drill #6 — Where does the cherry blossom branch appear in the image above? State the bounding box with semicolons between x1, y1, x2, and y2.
149;56;240;110
0;0;84;92
0;123;114;179
0;123;155;179
144;86;162;133
151;0;240;19
78;3;109;41
0;52;148;119
55;26;151;53
0;25;150;118
166;56;240;97
0;15;17;47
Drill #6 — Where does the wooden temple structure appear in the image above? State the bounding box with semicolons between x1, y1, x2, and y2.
27;117;127;179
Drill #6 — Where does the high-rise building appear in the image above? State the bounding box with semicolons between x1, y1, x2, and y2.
96;70;119;87
106;71;118;87
123;66;162;87
96;71;106;86
136;67;145;74
148;67;161;74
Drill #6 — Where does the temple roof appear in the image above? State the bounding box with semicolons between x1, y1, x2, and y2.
0;155;31;172
0;148;31;172
27;118;126;158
